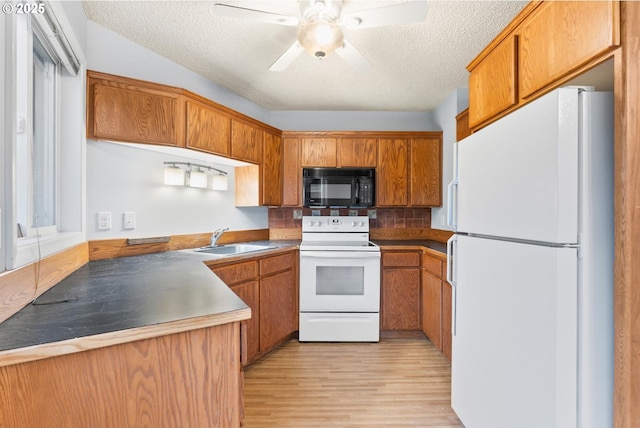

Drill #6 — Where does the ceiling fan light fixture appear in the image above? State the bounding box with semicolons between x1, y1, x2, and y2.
298;20;344;59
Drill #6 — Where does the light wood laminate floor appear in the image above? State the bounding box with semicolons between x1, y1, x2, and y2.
243;338;464;427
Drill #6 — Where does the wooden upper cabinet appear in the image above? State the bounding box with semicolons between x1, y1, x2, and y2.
87;72;184;147
236;131;283;207
377;139;409;206
518;1;619;99
185;98;230;157
301;138;337;167
262;132;283;206
410;137;442;207
231;119;262;164
456;109;471;141
282;137;301;206
468;35;518;128
337;138;377;167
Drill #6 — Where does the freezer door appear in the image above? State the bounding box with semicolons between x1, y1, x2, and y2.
451;235;578;428
456;88;581;244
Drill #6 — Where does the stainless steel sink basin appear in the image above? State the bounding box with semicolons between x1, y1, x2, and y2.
192;243;275;256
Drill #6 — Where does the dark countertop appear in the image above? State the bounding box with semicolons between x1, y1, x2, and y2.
372;239;447;255
0;239;445;365
0;241;298;366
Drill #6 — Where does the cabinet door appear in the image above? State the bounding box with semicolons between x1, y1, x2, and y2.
282;137;301;206
231;120;262;164
442;280;453;361
90;82;181;146
422;271;442;350
377;139;409;206
410;137;442;206
231;281;260;364
518;1;619;99
301;138;337;167
259;270;296;352
337;138;377;167
185;99;230;156
381;268;421;330
468;35;518;128
262;132;283;206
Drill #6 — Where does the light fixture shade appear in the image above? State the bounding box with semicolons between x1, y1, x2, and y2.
212;174;228;191
164;165;185;186
187;169;208;188
298;20;344;58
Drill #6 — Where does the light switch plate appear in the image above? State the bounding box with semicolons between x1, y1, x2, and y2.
123;212;136;230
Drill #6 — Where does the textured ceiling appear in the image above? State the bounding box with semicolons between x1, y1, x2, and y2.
82;0;527;112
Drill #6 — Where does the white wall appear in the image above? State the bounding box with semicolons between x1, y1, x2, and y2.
431;88;468;231
84;20;444;240
86;21;271;124
86;21;269;239
86;142;267;240
270;110;437;131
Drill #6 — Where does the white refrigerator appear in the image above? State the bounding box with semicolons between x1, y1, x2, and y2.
446;87;614;428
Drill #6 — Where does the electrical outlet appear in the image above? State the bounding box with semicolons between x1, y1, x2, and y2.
293;209;303;220
97;212;112;230
123;212;136;230
368;209;377;219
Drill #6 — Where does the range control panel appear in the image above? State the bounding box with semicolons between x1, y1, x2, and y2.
302;216;369;232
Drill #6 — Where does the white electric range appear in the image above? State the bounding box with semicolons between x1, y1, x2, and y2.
298;216;381;342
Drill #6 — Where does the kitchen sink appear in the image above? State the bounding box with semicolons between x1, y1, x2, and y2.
191;243;276;256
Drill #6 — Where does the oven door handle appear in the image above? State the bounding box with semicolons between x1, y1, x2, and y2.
300;251;381;259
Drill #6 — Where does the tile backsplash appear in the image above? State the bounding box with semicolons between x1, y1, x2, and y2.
268;207;431;230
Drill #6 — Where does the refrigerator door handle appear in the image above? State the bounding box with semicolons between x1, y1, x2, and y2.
447;235;457;335
447;178;458;231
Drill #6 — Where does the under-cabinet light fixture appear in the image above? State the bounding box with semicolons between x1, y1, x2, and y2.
163;162;228;190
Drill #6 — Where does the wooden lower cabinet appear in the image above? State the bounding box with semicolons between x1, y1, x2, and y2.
259;269;296;352
0;323;243;428
210;250;298;365
421;251;452;361
381;251;421;330
421;271;443;350
231;280;260;363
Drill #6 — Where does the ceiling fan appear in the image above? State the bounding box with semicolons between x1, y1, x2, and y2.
212;0;428;71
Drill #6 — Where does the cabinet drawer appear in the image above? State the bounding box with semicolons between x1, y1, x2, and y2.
260;252;295;276
423;255;443;278
382;251;420;268
212;261;258;285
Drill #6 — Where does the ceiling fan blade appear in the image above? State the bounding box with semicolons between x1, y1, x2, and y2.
340;1;428;29
335;40;371;72
269;41;305;71
212;3;298;26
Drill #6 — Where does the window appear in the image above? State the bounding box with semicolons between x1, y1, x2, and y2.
4;1;84;270
16;31;58;237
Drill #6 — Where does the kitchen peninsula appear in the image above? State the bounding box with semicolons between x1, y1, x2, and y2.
0;251;253;428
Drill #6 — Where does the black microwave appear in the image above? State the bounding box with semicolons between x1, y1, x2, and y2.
303;168;375;208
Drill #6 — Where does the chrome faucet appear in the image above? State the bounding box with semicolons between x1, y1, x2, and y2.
211;227;229;246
